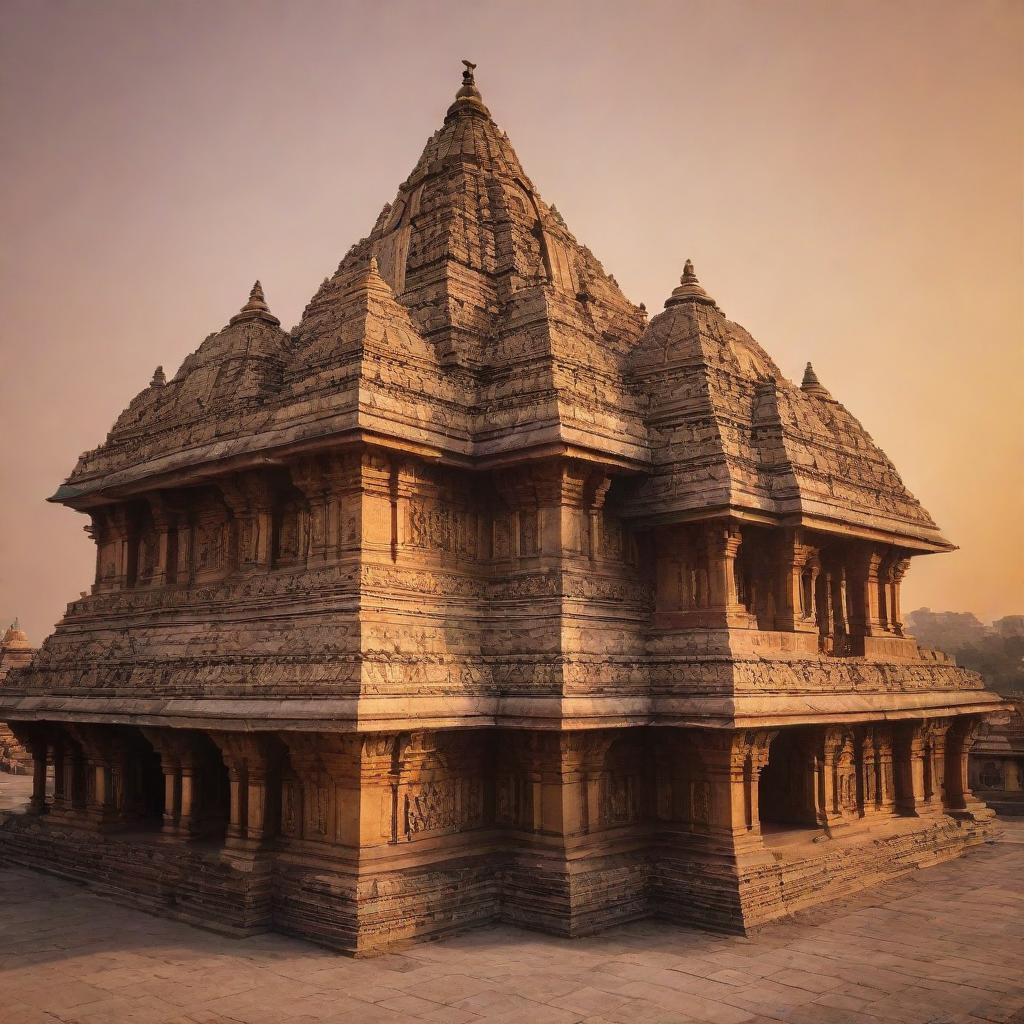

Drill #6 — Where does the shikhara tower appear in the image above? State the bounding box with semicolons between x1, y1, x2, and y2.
0;64;1005;952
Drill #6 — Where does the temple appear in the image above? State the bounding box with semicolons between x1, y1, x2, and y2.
0;622;34;774
971;697;1024;815
0;63;1007;953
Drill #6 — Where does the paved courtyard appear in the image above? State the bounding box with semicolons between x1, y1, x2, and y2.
0;769;1022;1024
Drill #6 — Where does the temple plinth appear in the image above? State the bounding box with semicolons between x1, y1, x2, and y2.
0;64;1007;953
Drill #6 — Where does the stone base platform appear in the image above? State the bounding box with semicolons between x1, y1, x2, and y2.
0;805;998;955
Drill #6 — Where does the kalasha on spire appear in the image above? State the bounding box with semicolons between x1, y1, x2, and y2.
664;259;719;309
149;365;166;388
229;280;281;327
800;361;832;399
446;59;490;119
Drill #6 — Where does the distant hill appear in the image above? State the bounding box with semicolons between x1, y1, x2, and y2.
907;608;1024;695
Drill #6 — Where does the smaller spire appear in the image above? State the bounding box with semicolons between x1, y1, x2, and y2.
800;361;832;399
150;365;166;388
664;259;719;309
348;253;393;298
446;59;490;119
230;280;281;327
2;618;30;649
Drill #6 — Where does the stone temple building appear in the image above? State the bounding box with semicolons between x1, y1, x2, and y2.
0;622;34;774
0;64;1007;953
970;697;1024;815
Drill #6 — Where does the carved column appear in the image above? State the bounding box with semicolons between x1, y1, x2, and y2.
822;727;858;830
90;508;122;593
705;524;756;628
698;730;776;857
191;491;232;582
66;724;129;829
141;729;201;836
775;530;819;633
58;734;86;815
887;558;909;637
289;454;360;566
871;726;897;814
830;564;849;652
745;731;776;838
529;461;590;559
211;732;282;849
219;473;276;572
141;495;179;587
922;719;951;813
894;722;927;815
584;472;612;562
174;507;194;585
944;717;996;822
848;547;884;640
356;451;397;562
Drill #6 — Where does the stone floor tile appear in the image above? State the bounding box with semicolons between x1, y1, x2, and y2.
415;1006;484;1024
377;992;451;1016
549;984;636;1015
768;967;846;994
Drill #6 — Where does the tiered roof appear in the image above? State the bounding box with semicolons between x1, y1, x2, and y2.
53;64;947;551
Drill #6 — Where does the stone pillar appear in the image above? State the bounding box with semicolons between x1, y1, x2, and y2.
830;565;849;651
191;492;232;582
887;558;909;637
822;727;858;830
944;717;996;822
872;726;897;814
211;732;281;850
288;456;358;566
894;722;927;815
698;731;777;859
705;524;757;628
140;728;205;837
745;731;775;838
219;473;276;572
857;726;877;815
923;719;950;813
815;570;834;650
775;530;819;633
145;495;179;586
61;738;82;812
162;760;181;832
584;472;611;562
49;739;66;813
67;725;144;830
355;451;397;562
848;547;884;640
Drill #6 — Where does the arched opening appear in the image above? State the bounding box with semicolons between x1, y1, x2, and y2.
123;729;165;827
757;728;821;836
190;735;231;840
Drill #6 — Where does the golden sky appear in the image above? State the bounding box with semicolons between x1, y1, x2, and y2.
0;0;1021;643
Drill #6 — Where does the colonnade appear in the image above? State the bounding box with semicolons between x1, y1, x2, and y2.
9;717;990;856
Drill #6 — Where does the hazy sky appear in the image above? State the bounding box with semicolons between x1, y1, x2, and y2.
1;0;1021;643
